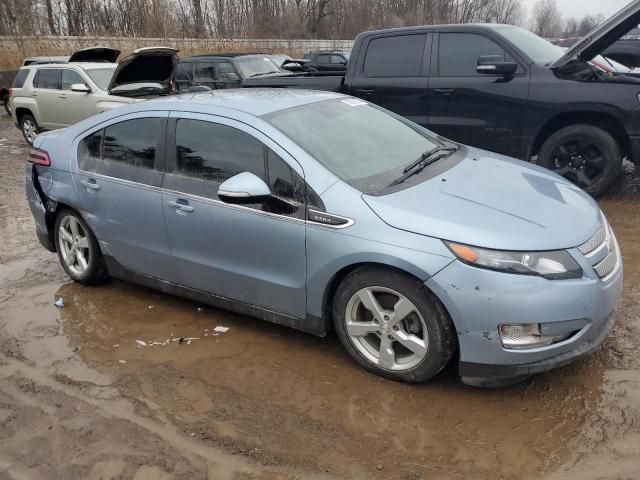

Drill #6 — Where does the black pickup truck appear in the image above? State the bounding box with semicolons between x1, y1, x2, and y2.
244;1;640;196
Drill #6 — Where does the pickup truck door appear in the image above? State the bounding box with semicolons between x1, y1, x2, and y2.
426;32;530;159
348;33;431;127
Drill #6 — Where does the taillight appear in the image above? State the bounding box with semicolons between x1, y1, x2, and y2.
28;148;50;166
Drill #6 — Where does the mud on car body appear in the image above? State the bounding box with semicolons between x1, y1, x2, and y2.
26;89;622;387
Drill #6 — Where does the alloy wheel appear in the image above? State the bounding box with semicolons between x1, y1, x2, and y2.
58;215;91;276
550;138;608;189
345;286;429;371
22;119;38;144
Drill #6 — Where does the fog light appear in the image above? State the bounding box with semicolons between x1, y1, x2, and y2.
499;324;569;350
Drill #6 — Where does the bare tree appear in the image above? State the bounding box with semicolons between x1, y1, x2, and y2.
531;0;562;38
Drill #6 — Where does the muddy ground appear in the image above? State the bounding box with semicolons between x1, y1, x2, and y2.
0;113;639;480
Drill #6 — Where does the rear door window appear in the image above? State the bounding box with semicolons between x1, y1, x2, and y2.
77;117;165;185
34;69;61;89
12;69;29;88
438;33;507;76
194;62;215;82
317;54;331;64
364;35;427;77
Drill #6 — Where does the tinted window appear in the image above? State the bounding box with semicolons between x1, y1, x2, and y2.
195;62;215;81
61;70;87;90
330;55;346;64
364;35;426;77
12;69;29;88
103;118;162;169
317;54;330;64
217;62;237;80
174;119;265;183
176;63;192;81
34;69;60;89
438;33;505;76
78;130;103;171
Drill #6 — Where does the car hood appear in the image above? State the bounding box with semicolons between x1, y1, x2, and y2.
362;150;601;251
68;47;121;63
551;0;640;68
108;47;179;92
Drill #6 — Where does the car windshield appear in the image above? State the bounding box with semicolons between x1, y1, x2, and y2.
494;25;563;64
263;98;444;193
235;57;281;77
85;67;116;90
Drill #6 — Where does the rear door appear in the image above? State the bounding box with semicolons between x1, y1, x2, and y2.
349;33;431;127
72;112;173;278
32;68;64;128
193;62;216;89
427;31;530;157
161;113;307;318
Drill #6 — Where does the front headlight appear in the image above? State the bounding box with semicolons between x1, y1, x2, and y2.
445;242;582;280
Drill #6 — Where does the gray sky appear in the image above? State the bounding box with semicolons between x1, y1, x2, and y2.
522;0;630;20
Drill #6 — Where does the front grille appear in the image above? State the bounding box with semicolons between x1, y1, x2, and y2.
594;247;618;279
578;227;606;255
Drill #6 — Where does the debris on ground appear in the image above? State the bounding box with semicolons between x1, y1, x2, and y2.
197;307;204;312
54;297;64;308
118;360;127;364
213;326;229;333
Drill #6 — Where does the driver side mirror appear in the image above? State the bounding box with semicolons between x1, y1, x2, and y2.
71;83;91;93
218;172;271;204
476;55;517;76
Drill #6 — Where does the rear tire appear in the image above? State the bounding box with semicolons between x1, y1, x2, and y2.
20;113;39;145
54;209;109;285
332;266;456;383
537;124;622;197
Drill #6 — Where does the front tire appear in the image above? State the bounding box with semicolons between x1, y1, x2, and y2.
20;113;39;145
54;209;109;285
537;124;622;197
332;266;456;383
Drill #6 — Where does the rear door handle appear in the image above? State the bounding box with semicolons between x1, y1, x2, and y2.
80;179;100;191
167;199;194;214
433;88;456;95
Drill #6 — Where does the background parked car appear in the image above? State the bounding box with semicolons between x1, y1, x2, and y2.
244;3;640;197
302;51;349;72
175;54;291;91
11;47;179;145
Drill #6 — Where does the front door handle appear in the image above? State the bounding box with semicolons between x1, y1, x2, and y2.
433;88;456;95
80;179;100;191
31;92;38;97
167;199;195;214
357;88;375;97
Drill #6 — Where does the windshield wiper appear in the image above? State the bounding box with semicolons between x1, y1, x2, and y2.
389;145;458;186
249;72;278;77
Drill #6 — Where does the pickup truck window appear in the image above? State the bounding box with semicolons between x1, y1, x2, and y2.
438;33;505;76
493;25;562;64
364;35;427;77
264;99;442;193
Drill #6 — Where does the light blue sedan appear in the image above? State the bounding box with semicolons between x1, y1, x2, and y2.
26;89;622;386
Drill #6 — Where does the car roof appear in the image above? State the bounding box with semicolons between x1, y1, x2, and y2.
135;88;345;116
24;62;116;70
181;54;273;62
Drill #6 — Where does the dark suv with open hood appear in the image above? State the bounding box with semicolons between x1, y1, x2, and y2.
11;46;179;144
244;1;640;196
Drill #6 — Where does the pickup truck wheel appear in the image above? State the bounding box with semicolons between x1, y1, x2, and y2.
3;97;10;117
20;114;39;145
332;266;456;383
537;125;622;197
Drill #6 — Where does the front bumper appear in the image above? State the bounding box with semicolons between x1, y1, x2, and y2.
426;249;622;380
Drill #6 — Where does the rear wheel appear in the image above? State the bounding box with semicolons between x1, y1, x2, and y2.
332;266;456;383
20;113;39;145
54;209;109;285
537;124;622;197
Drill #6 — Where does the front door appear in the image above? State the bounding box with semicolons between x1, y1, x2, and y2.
58;69;95;126
427;32;531;158
349;33;431;127
161;113;307;318
72;112;172;278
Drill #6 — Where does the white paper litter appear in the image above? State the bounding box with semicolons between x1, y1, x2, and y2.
135;340;147;347
213;326;229;333
118;360;127;364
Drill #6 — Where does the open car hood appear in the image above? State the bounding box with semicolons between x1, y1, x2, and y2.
108;47;179;92
68;47;121;63
551;0;640;68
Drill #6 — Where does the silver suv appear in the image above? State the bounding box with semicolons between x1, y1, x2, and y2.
11;47;178;145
